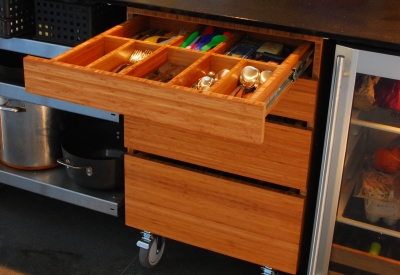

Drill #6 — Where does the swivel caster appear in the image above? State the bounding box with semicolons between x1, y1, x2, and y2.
261;266;279;275
136;231;165;268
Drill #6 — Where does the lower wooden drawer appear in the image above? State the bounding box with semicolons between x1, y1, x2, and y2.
124;78;315;192
125;153;305;274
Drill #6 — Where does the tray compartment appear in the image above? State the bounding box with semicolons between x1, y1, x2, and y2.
87;40;161;73
54;36;131;67
125;152;305;274
168;53;240;90
124;46;204;80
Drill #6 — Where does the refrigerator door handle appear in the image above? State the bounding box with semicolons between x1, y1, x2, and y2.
308;54;345;275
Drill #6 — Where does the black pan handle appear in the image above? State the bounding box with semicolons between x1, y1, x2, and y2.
57;158;93;177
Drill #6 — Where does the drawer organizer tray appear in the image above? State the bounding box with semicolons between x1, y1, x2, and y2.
125;151;305;274
23;12;319;144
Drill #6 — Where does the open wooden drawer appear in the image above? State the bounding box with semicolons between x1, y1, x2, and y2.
23;11;321;144
125;151;305;274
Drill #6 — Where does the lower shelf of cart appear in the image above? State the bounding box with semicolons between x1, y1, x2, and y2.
0;162;124;216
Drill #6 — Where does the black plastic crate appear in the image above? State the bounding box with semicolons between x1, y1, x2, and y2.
0;0;34;18
0;0;35;38
34;0;126;46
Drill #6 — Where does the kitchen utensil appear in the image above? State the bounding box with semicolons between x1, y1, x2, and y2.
187;36;201;48
0;98;71;170
145;29;187;44
214;69;230;82
259;70;273;84
193;34;214;51
230;66;260;97
197;76;215;91
112;49;152;73
181;31;199;48
57;121;126;190
200;35;228;52
200;25;214;36
207;71;216;78
191;71;216;89
222;31;233;37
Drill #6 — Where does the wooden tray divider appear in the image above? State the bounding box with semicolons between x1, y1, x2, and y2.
168;53;212;87
54;36;130;66
204;58;245;96
166;46;205;67
124;46;169;78
85;40;136;71
87;40;161;73
108;41;163;74
166;36;186;47
219;31;245;54
125;46;204;81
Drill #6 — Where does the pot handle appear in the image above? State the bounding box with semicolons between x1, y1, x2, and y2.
57;158;93;177
0;100;26;112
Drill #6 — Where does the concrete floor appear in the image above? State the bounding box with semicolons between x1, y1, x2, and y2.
0;184;263;275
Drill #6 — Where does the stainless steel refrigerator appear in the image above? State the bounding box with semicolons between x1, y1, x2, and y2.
308;44;400;274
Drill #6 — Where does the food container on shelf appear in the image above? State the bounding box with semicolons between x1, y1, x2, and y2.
355;160;400;225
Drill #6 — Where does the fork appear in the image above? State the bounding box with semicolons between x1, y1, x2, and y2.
158;29;188;44
113;50;152;73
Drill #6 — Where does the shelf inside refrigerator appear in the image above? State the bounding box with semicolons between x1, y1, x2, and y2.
337;175;400;238
351;107;400;136
337;113;400;238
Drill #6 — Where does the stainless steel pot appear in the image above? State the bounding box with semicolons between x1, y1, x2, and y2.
0;97;69;170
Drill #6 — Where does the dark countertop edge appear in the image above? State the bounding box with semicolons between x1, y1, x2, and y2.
108;1;400;52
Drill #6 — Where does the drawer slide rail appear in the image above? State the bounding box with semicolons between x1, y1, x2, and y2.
266;48;314;110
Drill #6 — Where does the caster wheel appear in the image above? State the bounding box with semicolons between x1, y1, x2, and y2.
139;235;165;268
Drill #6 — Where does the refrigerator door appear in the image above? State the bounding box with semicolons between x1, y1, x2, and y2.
308;45;400;275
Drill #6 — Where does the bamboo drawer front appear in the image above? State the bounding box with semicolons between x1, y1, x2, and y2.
124;79;314;192
23;11;322;144
125;153;305;274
